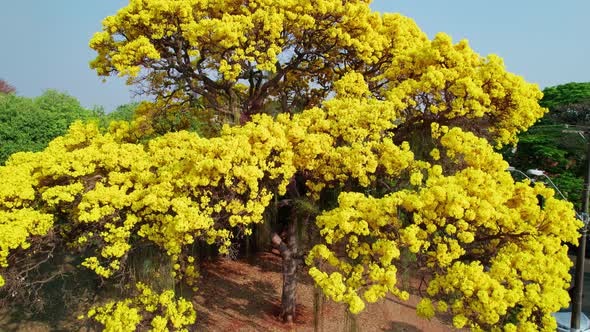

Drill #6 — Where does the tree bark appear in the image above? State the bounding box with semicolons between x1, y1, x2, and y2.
129;244;174;293
345;308;360;332
313;284;325;332
271;214;298;323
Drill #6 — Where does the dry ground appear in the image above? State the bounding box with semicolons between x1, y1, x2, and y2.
1;252;456;332
193;252;455;332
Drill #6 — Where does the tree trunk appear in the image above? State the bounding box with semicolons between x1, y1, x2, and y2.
129;244;174;293
271;214;298;323
313;284;325;332
345;308;360;332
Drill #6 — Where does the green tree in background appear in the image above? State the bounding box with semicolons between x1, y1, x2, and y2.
540;82;590;111
505;82;590;210
0;90;97;164
1;93;64;163
91;102;140;128
104;102;138;123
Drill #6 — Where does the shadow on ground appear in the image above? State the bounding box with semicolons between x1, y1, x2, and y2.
382;321;424;332
194;253;311;331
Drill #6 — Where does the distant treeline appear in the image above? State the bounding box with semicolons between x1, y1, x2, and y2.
0;89;137;164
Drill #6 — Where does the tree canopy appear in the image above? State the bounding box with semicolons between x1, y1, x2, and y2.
0;90;95;164
540;82;590;110
89;0;543;147
0;1;578;331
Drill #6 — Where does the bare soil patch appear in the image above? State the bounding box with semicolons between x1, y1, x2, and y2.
194;252;455;332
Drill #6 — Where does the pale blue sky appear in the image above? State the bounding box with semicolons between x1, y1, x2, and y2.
0;1;588;112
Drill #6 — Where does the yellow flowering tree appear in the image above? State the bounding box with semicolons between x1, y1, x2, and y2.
305;124;580;331
90;0;542;143
88;1;549;324
0;117;295;329
0;0;577;331
89;0;394;124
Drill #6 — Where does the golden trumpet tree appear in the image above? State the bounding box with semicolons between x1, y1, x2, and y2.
0;0;576;331
89;0;541;146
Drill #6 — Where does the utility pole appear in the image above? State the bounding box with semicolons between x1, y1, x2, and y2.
569;129;590;331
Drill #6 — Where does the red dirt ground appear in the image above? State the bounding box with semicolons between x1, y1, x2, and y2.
193;252;457;332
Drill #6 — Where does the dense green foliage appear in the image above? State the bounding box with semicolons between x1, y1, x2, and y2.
92;102;139;128
0;91;140;165
540;82;590;110
0;91;92;163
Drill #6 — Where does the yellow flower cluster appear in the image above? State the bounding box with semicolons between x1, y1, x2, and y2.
92;0;545;147
383;33;545;147
0;153;55;288
90;0;387;85
83;282;196;331
276;87;416;199
306;126;580;330
0;115;297;318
